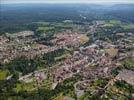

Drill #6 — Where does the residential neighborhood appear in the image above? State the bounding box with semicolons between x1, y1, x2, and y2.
0;4;134;99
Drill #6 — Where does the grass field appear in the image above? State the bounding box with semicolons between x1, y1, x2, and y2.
122;24;134;30
0;70;9;80
103;20;121;27
105;48;118;57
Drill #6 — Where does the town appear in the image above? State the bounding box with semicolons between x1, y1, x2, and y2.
0;19;134;100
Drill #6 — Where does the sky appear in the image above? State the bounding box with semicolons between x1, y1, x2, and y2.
1;0;134;4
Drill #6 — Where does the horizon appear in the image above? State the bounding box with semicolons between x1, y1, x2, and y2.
1;0;134;4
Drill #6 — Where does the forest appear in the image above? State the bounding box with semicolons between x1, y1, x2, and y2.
0;4;134;34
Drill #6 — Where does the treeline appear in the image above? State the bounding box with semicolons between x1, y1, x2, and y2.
43;48;68;66
0;74;82;100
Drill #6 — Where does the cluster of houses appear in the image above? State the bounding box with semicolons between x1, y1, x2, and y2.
0;30;88;64
19;69;47;83
0;24;133;95
51;31;134;90
51;30;89;47
51;41;118;83
0;31;48;63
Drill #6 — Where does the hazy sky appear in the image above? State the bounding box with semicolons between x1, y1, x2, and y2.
1;0;134;4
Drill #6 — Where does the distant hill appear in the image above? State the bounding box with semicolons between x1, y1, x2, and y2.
0;4;134;33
